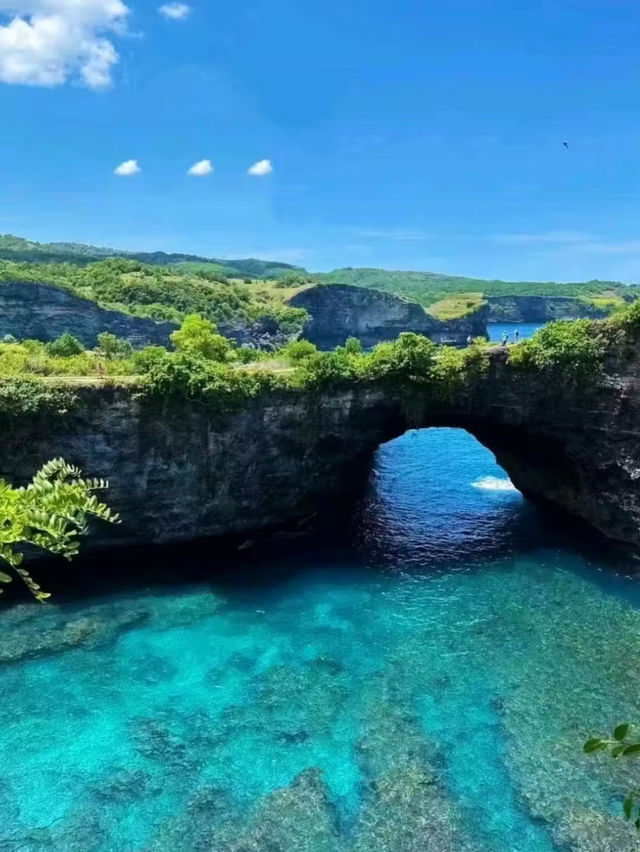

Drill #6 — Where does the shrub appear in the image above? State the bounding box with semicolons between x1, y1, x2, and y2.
282;339;318;363
296;350;363;389
22;339;47;353
0;377;77;417
508;320;605;379
144;353;284;409
610;298;640;330
0;343;30;375
97;332;134;360
343;337;363;355
41;353;97;377
430;346;466;398
366;333;437;383
170;314;232;362
47;332;85;357
132;345;171;374
233;346;259;364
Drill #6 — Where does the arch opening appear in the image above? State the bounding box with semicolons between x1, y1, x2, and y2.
350;426;552;570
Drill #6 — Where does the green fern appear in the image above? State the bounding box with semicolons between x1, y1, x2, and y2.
0;458;120;601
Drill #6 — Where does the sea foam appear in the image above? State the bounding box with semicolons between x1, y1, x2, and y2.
472;476;518;492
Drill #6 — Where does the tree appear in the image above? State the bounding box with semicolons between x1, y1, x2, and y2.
97;332;134;360
132;345;170;373
282;339;318;363
47;332;85;357
0;458;119;602
344;337;363;355
170;314;231;361
367;332;437;382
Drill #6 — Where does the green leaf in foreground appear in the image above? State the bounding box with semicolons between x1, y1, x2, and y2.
0;458;120;602
615;723;631;741
583;738;608;753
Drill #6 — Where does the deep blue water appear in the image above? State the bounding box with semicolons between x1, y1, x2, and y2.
2;428;640;851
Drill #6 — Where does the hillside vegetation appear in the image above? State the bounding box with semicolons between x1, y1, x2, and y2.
0;234;303;280
318;267;636;309
0;257;307;337
2;233;636;324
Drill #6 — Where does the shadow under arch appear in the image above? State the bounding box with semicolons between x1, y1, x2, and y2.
19;424;628;606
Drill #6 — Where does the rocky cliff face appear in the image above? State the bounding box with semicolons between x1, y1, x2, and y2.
217;316;296;350
0;385;405;548
486;295;610;322
2;336;640;553
290;284;488;348
0;281;296;350
0;281;177;348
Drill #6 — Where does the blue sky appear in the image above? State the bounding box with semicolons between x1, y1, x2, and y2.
0;0;639;280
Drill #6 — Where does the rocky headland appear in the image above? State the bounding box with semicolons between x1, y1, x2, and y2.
486;295;612;323
289;284;488;348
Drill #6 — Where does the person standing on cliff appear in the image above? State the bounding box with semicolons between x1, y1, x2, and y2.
501;331;509;346
514;329;520;342
466;334;473;346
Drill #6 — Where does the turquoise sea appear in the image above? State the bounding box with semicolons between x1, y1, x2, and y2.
487;321;543;343
2;337;640;849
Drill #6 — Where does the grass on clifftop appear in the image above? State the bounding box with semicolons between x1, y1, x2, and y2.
578;294;626;312
426;293;486;320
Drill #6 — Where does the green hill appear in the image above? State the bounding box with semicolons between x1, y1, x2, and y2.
0;234;304;281
317;267;636;308
0;257;307;338
2;234;637;324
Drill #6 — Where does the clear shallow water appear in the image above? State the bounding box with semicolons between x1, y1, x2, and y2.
2;431;640;851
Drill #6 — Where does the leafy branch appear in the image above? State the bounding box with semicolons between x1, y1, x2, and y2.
0;458;120;601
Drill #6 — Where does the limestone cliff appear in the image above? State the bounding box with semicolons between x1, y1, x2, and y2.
0;281;296;350
290;284;488;348
0;281;176;348
2;336;640;553
486;295;611;323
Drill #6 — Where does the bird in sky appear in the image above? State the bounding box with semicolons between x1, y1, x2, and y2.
563;141;570;148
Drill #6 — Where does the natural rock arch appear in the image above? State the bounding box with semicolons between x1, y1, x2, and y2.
0;344;638;552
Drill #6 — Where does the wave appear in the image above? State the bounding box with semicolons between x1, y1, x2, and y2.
472;476;518;492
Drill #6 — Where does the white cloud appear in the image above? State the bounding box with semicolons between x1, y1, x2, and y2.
247;158;273;176
0;0;130;89
114;158;140;176
158;2;190;19
188;158;213;176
